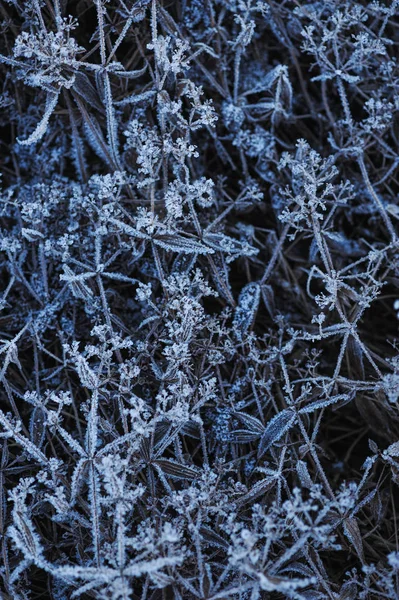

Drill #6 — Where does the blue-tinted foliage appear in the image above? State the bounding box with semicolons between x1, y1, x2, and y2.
0;1;399;599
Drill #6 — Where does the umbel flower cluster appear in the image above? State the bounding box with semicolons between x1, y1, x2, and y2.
1;1;399;598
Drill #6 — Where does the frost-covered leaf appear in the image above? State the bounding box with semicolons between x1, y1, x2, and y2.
236;477;277;505
153;234;214;254
343;517;364;563
258;409;296;458
229;429;262;443
232;411;264;434
18;92;59;146
299;394;348;414
200;525;229;549
154;459;199;480
233;282;261;338
73;73;102;110
385;442;399;457
296;460;312;489
29;408;46;450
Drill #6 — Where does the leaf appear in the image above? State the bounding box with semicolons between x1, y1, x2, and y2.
112;64;148;79
229;429;262;443
343;517;364;563
199;525;229;549
257;409;296;458
232;411;264;434
347;337;365;380
236;477;277;505
18;92;59;146
139;437;152;463
154;459;199;480
21;228;45;242
339;582;358;600
103;71;120;163
233;282;261;338
296;460;312;489
181;421;200;439
74;92;115;167
368;439;379;453
115;89;156;106
72;72;102;110
355;396;392;440
309;238;319;263
153;421;172;451
298;394;348;414
353;489;377;515
29;407;46;450
261;284;275;318
153;234;214;255
70;459;89;506
279;562;315;578
385;441;399;457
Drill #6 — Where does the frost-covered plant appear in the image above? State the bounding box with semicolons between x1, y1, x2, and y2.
1;1;399;599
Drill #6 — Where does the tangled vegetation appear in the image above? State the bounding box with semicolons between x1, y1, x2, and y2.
1;0;399;598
